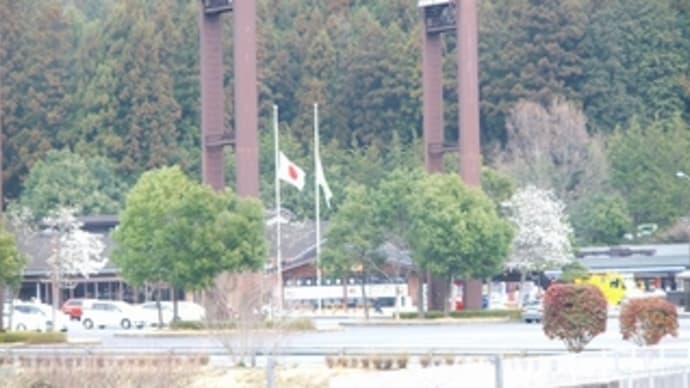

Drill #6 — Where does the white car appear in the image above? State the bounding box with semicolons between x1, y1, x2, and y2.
81;301;146;330
27;303;70;332
3;303;52;332
139;301;206;326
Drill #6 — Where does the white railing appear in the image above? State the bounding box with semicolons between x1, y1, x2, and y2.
500;348;690;388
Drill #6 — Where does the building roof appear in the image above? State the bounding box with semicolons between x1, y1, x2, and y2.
31;214;687;279
19;213;328;277
21;230;117;277
577;244;690;274
265;219;320;267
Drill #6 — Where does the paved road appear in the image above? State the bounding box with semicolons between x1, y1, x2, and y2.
47;317;690;354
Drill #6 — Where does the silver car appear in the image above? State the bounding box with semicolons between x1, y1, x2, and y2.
521;300;543;323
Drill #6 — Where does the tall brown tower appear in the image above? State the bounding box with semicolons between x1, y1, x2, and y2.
200;0;261;319
200;0;259;197
420;0;483;310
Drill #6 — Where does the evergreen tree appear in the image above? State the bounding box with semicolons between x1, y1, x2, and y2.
579;0;686;132
73;0;181;179
0;0;75;198
478;0;587;144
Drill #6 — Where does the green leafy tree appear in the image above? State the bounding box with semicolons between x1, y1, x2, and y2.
481;166;515;210
112;166;267;322
570;193;632;245
608;115;690;228
376;168;424;315
0;225;25;331
376;168;424;246
407;174;513;314
559;261;589;284
19;149;126;220
322;184;385;320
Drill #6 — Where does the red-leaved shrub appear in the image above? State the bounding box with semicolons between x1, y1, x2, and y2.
543;283;607;352
619;297;678;346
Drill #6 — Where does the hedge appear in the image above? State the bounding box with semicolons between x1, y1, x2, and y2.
0;331;67;344
543;283;607;353
170;318;315;331
620;297;678;346
399;310;520;320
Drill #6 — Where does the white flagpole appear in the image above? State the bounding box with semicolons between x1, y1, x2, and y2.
314;103;323;315
273;105;284;315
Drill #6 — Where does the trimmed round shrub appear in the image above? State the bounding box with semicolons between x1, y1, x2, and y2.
543;283;607;352
620;297;678;346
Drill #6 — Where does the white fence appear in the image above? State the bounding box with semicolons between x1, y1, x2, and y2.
501;348;690;388
329;348;690;388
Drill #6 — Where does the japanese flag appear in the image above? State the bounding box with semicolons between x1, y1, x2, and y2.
278;151;305;191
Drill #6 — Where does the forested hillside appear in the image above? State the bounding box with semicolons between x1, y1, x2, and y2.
2;0;690;245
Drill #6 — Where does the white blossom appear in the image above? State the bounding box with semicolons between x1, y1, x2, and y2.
503;185;574;272
43;207;106;280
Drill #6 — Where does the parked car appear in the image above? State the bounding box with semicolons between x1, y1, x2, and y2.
3;303;52;332
28;303;70;332
139;302;173;327
62;298;90;320
521;299;543;323
81;301;146;330
138;301;206;327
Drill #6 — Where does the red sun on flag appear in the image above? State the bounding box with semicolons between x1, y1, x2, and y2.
278;151;305;190
288;165;299;181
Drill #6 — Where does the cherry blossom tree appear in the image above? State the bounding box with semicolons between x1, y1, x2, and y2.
43;207;106;328
503;185;574;307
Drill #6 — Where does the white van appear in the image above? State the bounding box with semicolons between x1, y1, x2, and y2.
81;300;146;330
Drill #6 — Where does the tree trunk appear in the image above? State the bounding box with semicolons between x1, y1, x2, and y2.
7;293;14;329
342;278;348;312
361;271;369;321
155;287;163;328
486;277;492;309
518;271;527;308
426;270;432;313
172;288;179;322
444;276;452;316
0;285;5;331
394;285;400;321
51;270;59;332
416;270;425;318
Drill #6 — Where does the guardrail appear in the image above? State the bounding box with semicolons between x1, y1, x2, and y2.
3;345;689;387
500;348;690;388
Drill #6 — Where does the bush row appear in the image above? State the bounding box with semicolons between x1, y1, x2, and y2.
543;283;679;352
0;332;66;344
169;318;315;331
325;354;481;370
399;309;520;320
0;354;210;369
325;354;409;370
3;362;201;388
